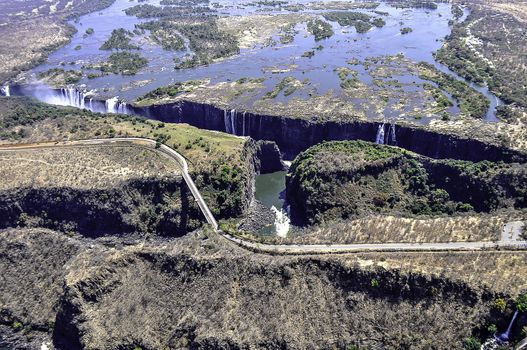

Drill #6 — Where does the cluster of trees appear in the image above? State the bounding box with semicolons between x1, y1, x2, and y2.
124;4;215;18
418;62;489;119
322;11;386;33
136;21;185;51
306;19;334;41
436;12;527;109
172;19;239;69
100;28;139;50
101;52;148;75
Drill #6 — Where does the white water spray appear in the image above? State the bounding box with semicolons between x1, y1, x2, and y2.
105;97;119;113
1;85;10;97
497;310;519;343
271;206;290;238
230;109;236;135
242;111;246;136
375;123;385;144
390;123;397;145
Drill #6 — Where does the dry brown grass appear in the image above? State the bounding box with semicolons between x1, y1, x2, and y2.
290;215;505;244
0;145;181;190
346;251;527;295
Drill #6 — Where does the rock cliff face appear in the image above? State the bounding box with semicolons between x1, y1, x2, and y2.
127;100;527;163
286;141;527;226
0;228;514;350
0;177;204;237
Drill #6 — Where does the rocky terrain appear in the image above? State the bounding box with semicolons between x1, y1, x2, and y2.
1;227;526;350
286;140;527;226
0;0;116;83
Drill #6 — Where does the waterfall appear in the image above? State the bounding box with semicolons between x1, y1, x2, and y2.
224;109;231;134
242;111;246;136
496;310;519;343
60;86;86;109
105;97;119;113
230;109;236;135
390;123;397;145
375;123;385;144
271;206;290;238
1;85;10;97
117;102;128;114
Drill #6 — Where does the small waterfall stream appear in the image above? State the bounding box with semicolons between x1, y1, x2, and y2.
482;310;520;349
271;206;290;238
375;123;386;144
1;85;10;97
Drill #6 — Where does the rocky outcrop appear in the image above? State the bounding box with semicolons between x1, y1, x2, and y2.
286;141;527;226
127;100;527;163
0;177;204;237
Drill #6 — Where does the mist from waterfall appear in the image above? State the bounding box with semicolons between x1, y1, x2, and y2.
375;123;385;144
390;123;397;145
271;206;290;238
1;85;10;97
224;108;237;135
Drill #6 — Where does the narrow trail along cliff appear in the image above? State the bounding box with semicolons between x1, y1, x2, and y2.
2;138;526;254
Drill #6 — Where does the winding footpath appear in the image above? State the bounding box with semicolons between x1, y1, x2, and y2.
1;138;526;254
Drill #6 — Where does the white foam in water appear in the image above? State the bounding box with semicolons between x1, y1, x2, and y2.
105;96;119;113
271;206;290;238
375;123;385;144
1;85;10;97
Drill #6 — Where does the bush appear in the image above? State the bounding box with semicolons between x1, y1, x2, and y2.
464;337;481;350
516;293;527;312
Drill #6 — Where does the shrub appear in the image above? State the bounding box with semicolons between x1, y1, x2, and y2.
494;297;507;312
516;293;527;312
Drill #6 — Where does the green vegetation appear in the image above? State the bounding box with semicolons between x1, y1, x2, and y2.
418;62;489;119
494;297;507;312
172;19;239;69
391;1;438;10
85;27;94;35
516;293;527;312
400;27;413;35
136;80;203;104
74;45;82;51
100;28;139;50
301;50;315;58
463;337;481;350
38;68;83;85
322;11;375;33
371;18;386;28
335;67;360;90
101;52;148;75
306;19;334;41
136;21;185;51
451;4;463;20
0;96;249;219
287;140;526;225
263;76;302;99
124;4;215;18
435;10;527;109
423;83;453;110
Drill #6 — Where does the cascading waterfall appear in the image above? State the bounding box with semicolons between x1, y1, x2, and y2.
230;109;236;135
271;206;290;238
224;109;231;134
242;111;246;136
375;123;386;144
482;310;520;349
390;123;397;145
61;86;86;109
117;102;128;114
223;108;237;135
1;85;10;97
105;97;119;113
497;310;519;343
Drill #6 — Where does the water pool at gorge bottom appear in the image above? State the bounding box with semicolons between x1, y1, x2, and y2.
254;171;290;237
